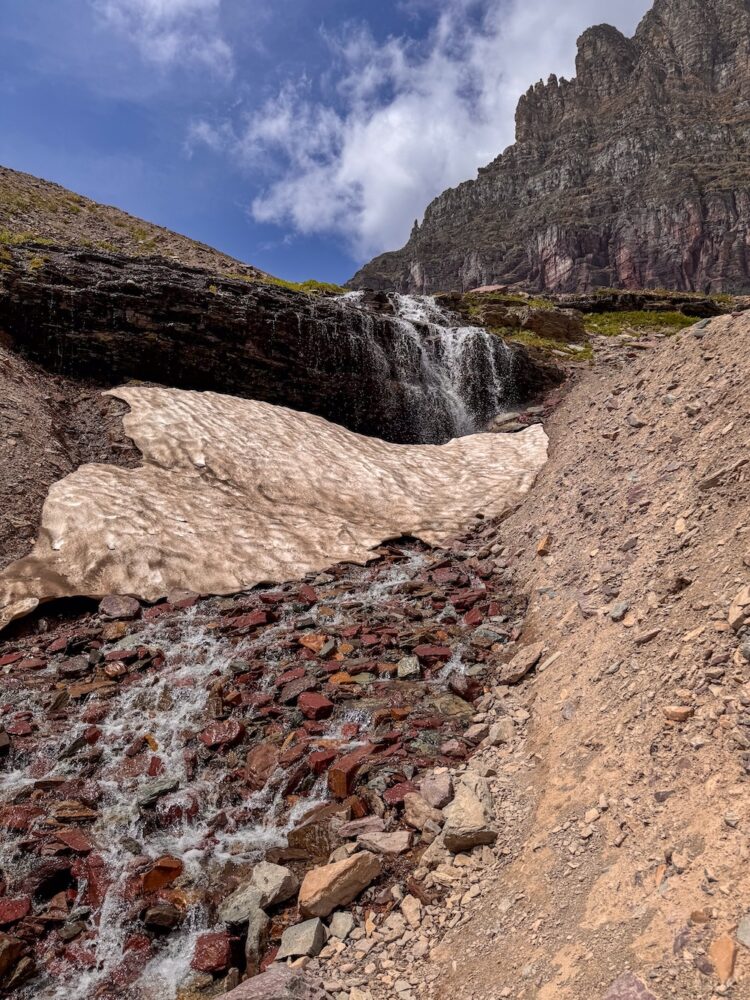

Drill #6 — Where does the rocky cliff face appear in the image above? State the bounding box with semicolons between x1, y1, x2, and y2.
0;244;557;448
350;0;750;294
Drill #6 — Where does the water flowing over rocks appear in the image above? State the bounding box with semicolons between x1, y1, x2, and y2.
351;0;750;294
0;385;548;630
0;244;557;446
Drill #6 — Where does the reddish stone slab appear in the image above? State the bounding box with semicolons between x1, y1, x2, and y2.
19;658;47;670
228;610;268;629
191;931;232;973
328;745;374;798
0;897;31;925
413;644;452;660
56;828;94;854
0;653;22;666
309;749;338;775
298;692;334;720
199;720;245;749
383;781;418;806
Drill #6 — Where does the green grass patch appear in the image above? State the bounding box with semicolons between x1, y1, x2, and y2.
28;255;47;271
263;276;347;295
0;229;54;247
584;310;697;337
492;327;593;361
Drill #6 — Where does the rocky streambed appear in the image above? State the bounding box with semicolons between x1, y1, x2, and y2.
0;514;539;999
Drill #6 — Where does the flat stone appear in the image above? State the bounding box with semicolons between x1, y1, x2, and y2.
487;718;515;745
137;777;179;808
298;851;381;918
218;884;265;925
663;706;694;722
737;912;750;949
337;816;385;838
276;917;327;960
709;933;737;984
357;831;412;855
497;642;545;684
729;585;750;631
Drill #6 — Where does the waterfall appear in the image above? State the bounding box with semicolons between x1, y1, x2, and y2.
331;292;517;444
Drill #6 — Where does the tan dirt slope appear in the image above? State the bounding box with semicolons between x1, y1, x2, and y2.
341;315;750;999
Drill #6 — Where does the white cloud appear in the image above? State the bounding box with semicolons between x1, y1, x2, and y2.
191;0;652;259
93;0;233;77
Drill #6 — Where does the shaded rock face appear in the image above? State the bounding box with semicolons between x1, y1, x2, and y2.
0;246;556;445
350;0;750;295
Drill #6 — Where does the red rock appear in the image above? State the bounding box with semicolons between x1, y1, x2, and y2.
275;667;306;687
0;653;22;666
342;723;360;739
464;607;484;626
156;791;199;826
383;781;418;805
328;745;374;798
18;658;47;670
279;742;308;767
199;720;245;749
361;634;380;646
104;648;138;663
309;749;338;774
46;636;70;654
5;721;32;737
0;804;44;832
228;610;268;629
0;897;31;925
147;755;164;777
83;854;110;910
56;829;94;854
298;585;318;603
259;592;285;605
298;692;334;720
143;603;173;621
246;744;279;791
142;855;183;893
191;931;231;973
413;645;452;660
279;676;318;704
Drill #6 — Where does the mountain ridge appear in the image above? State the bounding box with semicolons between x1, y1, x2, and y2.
350;0;750;294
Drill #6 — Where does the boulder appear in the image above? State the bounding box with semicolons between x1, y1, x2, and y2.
487;717;515;745
521;307;586;342
298;852;381;918
442;773;498;852
250;861;299;908
221;964;332;1000
328;911;355;940
218;884;265;925
276;918;327;960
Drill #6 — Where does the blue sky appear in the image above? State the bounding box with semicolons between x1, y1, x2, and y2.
0;0;651;283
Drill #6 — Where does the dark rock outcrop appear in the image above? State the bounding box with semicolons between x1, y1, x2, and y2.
350;0;750;295
0;244;558;446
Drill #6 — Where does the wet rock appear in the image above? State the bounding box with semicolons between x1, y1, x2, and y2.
199;720;245;749
137;777;179;808
298;692;334;721
604;973;659;999
250;861;299;908
328;745;373;798
420;772;453;809
191;930;232;973
0;934;24;979
0;898;31;926
276;917;327;960
4;955;34;990
497;642;545;684
443;773;498;852
397;656;421;680
142;855;183;892
221;964;332;999
357;830;412;855
298;851;381;918
143;903;182;931
246;743;279;791
99;595;141;620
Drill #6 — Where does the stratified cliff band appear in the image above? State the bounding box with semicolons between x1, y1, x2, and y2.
350;0;750;294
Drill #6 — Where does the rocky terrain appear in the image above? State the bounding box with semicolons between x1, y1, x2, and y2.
1;301;749;999
350;0;750;295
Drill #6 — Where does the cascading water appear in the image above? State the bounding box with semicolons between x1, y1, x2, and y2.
318;292;518;444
